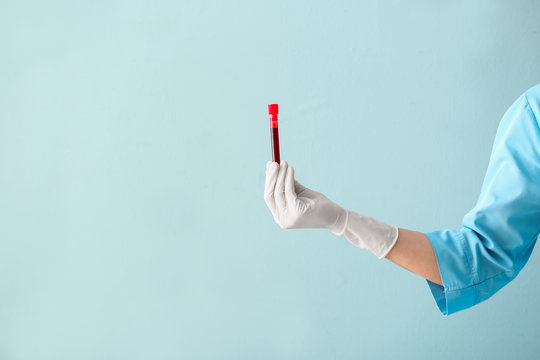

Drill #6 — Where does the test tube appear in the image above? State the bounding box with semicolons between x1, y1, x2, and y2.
268;104;280;163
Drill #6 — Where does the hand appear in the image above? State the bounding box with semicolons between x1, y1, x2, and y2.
264;161;347;233
263;160;398;259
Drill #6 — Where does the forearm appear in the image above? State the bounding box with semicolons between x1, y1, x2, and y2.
385;228;442;285
264;161;443;285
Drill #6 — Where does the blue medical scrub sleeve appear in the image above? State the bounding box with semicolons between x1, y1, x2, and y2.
426;85;540;316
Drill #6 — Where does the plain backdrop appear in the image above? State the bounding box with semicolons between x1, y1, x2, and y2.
1;1;540;359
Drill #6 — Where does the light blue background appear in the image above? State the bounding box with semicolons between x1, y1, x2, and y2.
1;1;540;359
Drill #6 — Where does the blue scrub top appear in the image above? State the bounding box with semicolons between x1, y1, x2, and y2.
426;84;540;316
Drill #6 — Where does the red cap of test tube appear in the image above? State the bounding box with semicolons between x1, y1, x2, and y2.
268;104;278;115
268;104;278;121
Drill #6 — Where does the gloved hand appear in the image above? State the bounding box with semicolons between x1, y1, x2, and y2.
264;161;399;259
264;160;348;233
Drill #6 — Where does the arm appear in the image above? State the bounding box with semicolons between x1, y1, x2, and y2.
386;228;442;285
264;160;443;283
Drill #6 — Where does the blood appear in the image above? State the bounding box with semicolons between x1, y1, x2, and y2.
271;126;280;163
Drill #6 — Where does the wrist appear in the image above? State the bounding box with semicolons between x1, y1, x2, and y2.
340;211;399;259
327;205;349;235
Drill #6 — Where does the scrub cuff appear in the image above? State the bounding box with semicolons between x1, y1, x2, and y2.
426;280;476;316
424;229;477;316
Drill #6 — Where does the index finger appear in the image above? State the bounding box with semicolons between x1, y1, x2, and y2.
264;162;279;213
284;166;297;206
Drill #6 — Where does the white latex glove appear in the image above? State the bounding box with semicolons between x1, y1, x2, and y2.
264;161;399;259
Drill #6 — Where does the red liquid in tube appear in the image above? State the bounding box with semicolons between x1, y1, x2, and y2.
268;104;280;163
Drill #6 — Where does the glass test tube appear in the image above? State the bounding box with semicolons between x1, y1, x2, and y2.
268;104;280;163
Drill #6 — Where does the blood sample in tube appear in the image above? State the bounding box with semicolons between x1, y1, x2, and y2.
268;104;280;163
